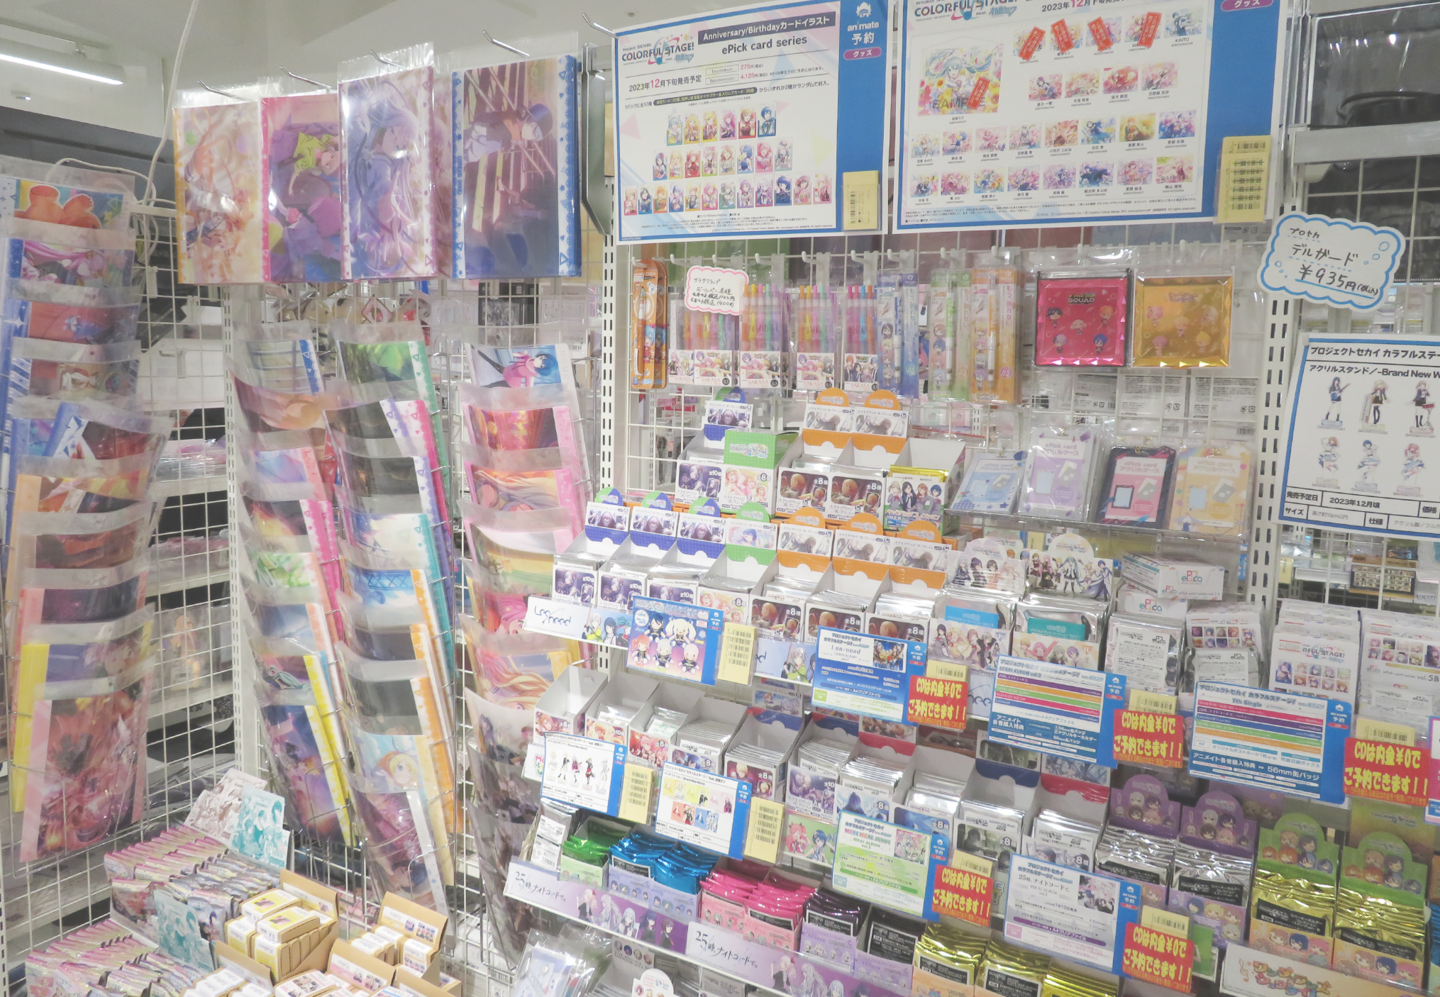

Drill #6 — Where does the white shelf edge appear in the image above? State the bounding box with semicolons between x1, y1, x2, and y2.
149;567;231;597
149;679;234;730
1290;121;1440;165
150;475;229;500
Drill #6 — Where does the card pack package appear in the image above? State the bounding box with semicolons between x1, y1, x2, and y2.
1095;444;1177;527
1168;441;1252;537
1020;426;1095;520
1132;273;1233;368
452;56;580;279
1034;272;1129;366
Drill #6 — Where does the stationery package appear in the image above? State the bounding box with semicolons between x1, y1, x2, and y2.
1034;271;1129;366
1132;272;1234;368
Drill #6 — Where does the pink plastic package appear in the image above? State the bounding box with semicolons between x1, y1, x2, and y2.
1034;271;1129;366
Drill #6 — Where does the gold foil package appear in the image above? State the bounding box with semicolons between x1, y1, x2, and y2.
979;938;1049;996
1041;964;1119;997
1332;831;1429;987
1250;867;1337;967
912;925;986;997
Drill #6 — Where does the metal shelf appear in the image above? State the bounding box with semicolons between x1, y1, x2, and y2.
1291;121;1440;165
148;678;234;732
149;566;231;598
150;474;228;500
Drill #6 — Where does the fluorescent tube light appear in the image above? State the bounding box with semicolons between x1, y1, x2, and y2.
0;39;124;85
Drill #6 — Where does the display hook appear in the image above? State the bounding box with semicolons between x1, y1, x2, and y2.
280;67;333;92
583;13;619;36
483;30;531;57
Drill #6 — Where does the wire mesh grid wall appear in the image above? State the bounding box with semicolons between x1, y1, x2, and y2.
613;222;1286;609
0;207;236;989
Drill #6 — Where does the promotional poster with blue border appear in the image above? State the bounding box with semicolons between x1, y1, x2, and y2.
1188;681;1350;804
1003;855;1143;975
987;655;1126;767
540;732;630;816
831;811;947;920
893;0;1283;230
653;762;754;858
812;626;927;723
628;596;727;684
613;0;890;242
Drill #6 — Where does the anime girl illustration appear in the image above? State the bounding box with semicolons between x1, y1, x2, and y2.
264;94;343;281
1357;439;1381;486
175;101;263;283
1414;379;1434;431
1399;443;1424;493
1323;376;1349;425
1363;379;1388;426
1317;437;1339;478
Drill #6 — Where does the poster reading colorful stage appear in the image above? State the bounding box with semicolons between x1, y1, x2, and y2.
895;0;1282;230
613;0;890;242
1281;336;1440;540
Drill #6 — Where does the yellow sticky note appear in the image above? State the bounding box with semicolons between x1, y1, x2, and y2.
926;659;967;682
952;850;993;878
842;171;879;231
743;798;785;865
1141;905;1191;939
1129;690;1178;715
1355;717;1416;747
1215;135;1271;224
617;764;654;823
717;623;757;685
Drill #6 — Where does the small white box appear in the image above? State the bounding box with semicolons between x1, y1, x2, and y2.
1122;553;1225;600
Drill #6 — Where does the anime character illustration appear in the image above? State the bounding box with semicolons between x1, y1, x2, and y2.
1363;379;1388;426
1399;443;1424;494
341;68;435;278
175;101;264;283
1356;439;1381;487
1317;437;1339;477
264;94;343;281
1323;376;1348;425
457;57;573;277
1413;379;1434;432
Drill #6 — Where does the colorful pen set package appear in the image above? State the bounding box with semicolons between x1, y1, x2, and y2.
631;260;668;390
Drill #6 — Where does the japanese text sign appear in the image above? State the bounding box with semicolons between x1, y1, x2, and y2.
1345;737;1428;807
685;266;748;316
907;675;968;730
1122;923;1195;992
1113;710;1185;768
1259;212;1404;311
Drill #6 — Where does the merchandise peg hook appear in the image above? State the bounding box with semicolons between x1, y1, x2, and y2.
369;50;402;67
197;80;241;99
280;66;333;92
583;13;618;36
482;30;531;57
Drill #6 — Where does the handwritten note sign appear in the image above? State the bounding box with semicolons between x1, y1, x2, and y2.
686;266;747;315
523;597;590;640
1258;212;1404;311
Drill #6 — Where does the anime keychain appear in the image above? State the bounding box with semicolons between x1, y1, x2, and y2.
1132;273;1233;367
1096;443;1177;527
1034;271;1129;366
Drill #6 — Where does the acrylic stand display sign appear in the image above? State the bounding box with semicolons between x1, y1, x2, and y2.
811;626;927;723
893;0;1284;230
829;811;948;920
540;731;630;816
986;654;1127;766
1187;681;1351;804
1280;335;1440;541
613;0;892;242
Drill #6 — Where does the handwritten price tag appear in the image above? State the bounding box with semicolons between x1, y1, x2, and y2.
1259;212;1404;311
685;266;747;316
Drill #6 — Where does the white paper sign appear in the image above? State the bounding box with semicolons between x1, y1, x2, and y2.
1259;211;1404;311
523;597;591;639
686;266;748;315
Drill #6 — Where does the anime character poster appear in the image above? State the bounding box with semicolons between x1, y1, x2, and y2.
453;56;579;278
173;100;264;283
262;93;343;281
19;671;149;862
340;64;437;279
6;179;127;229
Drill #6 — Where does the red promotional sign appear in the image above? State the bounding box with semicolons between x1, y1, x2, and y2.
1112;710;1185;768
1051;19;1076;53
907;676;968;730
932;866;992;927
1088;17;1114;50
1137;10;1161;46
1344;738;1428;807
1122;924;1194;992
966;77;990;110
1019;26;1046;61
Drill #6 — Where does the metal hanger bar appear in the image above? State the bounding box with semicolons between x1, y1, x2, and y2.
280;66;332;92
482;30;531;57
197;80;240;99
583;13;618;36
369;49;401;67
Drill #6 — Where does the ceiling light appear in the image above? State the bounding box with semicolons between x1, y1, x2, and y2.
0;39;124;85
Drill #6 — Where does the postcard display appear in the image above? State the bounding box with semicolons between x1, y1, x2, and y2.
0;156;166;869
